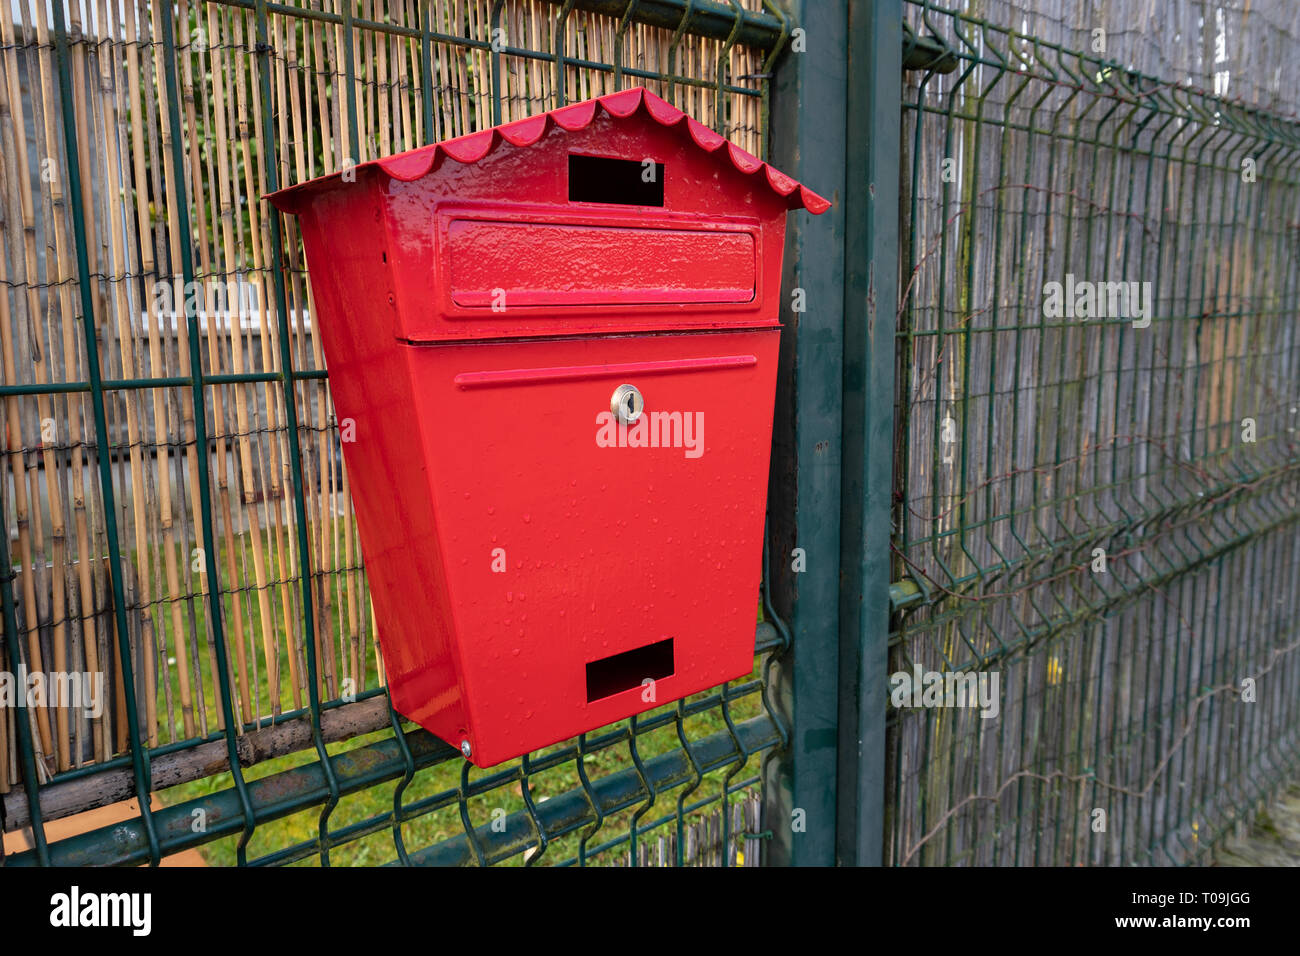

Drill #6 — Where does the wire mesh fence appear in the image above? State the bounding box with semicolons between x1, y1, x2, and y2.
6;0;1300;870
890;0;1300;865
0;0;790;866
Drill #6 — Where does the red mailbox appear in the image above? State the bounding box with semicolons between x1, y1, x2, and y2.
267;87;828;766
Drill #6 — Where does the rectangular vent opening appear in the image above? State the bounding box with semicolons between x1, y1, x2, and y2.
568;154;665;206
586;638;674;702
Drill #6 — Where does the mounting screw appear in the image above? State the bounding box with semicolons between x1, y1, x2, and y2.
460;739;472;759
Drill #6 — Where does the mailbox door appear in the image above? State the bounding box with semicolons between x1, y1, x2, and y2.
404;328;779;766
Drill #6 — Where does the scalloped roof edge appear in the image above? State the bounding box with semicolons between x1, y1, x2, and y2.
265;86;831;215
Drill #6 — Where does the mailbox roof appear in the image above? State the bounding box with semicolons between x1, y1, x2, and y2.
266;86;831;215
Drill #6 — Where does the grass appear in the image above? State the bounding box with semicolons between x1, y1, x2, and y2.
167;664;769;866
138;528;775;866
137;517;374;745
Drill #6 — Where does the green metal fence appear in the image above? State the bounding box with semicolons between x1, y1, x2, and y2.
0;0;793;867
888;0;1300;865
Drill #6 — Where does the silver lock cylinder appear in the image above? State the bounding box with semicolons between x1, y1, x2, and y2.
611;384;644;424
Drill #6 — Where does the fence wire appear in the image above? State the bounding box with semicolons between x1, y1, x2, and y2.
8;0;1300;870
891;0;1300;865
0;0;788;867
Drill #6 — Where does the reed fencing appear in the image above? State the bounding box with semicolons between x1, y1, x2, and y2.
0;0;787;866
889;0;1300;865
4;0;1300;868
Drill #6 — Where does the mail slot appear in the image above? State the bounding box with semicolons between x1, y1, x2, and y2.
266;87;828;766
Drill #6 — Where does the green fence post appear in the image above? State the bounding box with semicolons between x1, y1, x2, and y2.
763;0;848;866
837;0;900;867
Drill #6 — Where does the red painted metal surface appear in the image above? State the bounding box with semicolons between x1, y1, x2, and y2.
267;87;827;766
446;220;757;306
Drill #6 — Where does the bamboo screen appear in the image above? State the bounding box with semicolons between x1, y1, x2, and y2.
0;0;772;797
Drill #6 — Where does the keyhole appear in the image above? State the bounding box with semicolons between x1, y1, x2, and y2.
611;384;643;424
